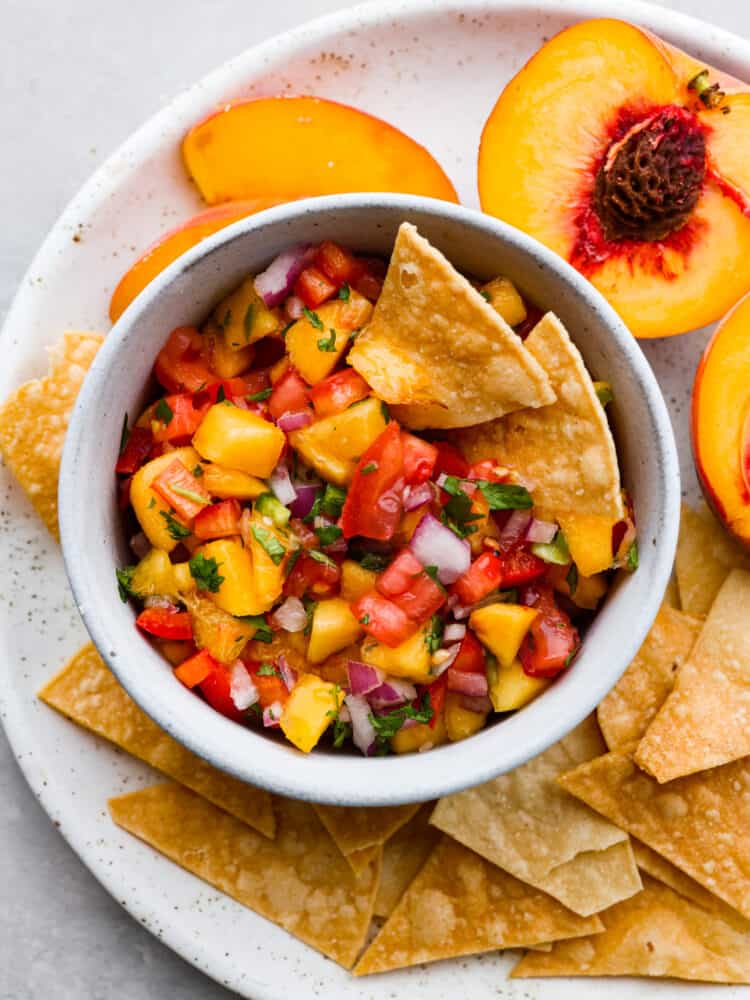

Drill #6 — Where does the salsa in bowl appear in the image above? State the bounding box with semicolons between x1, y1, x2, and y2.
60;195;678;804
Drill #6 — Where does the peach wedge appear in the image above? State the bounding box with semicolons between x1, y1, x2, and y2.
182;95;458;205
478;19;750;338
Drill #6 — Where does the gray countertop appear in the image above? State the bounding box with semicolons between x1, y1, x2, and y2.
1;0;748;996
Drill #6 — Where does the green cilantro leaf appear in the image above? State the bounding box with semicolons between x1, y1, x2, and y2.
360;462;378;475
116;566;136;603
479;289;492;302
221;308;232;329
368;692;434;750
380;401;390;424
243;304;255;341
315;523;343;547
308;549;337;569
119;413;130;455
424;615;444;654
171;483;209;505
247;387;272;402
360;614;371;625
238;614;273;643
303;307;324;330
338;282;351;301
216;384;226;403
424;565;439;582
188;553;224;593
595;382;614;407
257;662;278;677
148;497;156;509
440;492;481;539
332;719;352;748
192;464;204;477
358;552;390;572
626;540;639;571
155;398;173;425
317;328;337;352
250;524;286;565
283;548;302;578
159;510;190;540
305;484;347;523
566;563;579;596
476;481;533;510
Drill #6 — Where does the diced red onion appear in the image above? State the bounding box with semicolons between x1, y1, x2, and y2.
130;531;150;559
253;243;315;307
284;294;305;320
435;472;450;489
230;661;259;711
347;661;384;697
143;595;176;609
460;694;493;714
429;643;461;676
344;693;376;756
443;623;466;643
526;518;558;544
452;603;473;621
400;717;419;731
377;487;402;516
446;669;489;696
269;462;297;507
500;509;533;546
263;701;283;727
289;483;320;519
277;653;298;692
338;703;351;724
270;596;308;633
402;482;434;512
325;535;348;555
410;513;471;585
276;410;313;432
368;678;417;709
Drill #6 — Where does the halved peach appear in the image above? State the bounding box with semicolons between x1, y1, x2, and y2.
692;292;750;545
478;19;750;338
109;199;283;322
182;95;458;205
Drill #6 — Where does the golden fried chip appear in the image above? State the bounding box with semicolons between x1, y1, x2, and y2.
374;803;440;918
39;643;275;838
347;845;381;878
557;748;750;921
597;604;702;751
455;314;623;575
312;802;420;866
0;331;103;539
354;836;603;975
512;875;750;983
348;222;554;428
676;503;750;617
110;783;380;968
663;574;680;609
430;716;641;915
635;570;750;782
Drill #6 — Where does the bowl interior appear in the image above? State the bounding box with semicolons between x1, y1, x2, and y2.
60;193;679;805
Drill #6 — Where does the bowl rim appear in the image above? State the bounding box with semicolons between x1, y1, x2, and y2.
59;191;680;805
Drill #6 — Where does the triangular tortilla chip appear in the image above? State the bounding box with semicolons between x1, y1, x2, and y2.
676;503;750;617
348;222;554;429
346;845;381;878
597;604;702;751
635;570;750;782
312;802;420;864
512;876;750;983
110;783;380;968
39;643;275;839
0;331;103;539
374;803;440;918
455;313;623;574
557;748;750;921
354;835;603;975
429;716;641;916
663;574;680;609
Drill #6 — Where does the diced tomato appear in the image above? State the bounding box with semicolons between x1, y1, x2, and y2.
244;660;289;708
115;426;153;475
151;458;211;521
252;335;286;370
193;498;242;540
376;549;445;622
417;672;447;729
136;606;193;640
433;440;470;479
206;371;269;403
515;304;544;341
309;369;370;418
284;552;341;599
316;241;358;285
154;327;215;394
376;549;423;597
268;368;311;420
499;547;546;587
401;432;437;485
452;551;503;606
451;632;486;674
294;266;337;308
174;648;216;689
351;591;417;647
350;257;386;302
519;586;579;678
199;664;245;722
118;475;133;511
151;393;211;443
467;459;508;483
341;421;404;542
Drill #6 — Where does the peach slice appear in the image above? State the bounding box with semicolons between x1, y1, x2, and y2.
182;95;458;205
692;292;750;546
109;199;283;322
478;19;750;338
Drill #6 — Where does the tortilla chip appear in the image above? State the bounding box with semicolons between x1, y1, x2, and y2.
312;802;420;862
676;502;750;617
39;643;275;839
512;875;750;983
430;716;641;916
348;222;554;429
110;783;379;968
455;314;623;574
597;604;702;751
557;748;750;921
347;845;381;878
635;570;750;782
354;835;603;975
663;573;680;609
374;803;440;918
0;331;103;539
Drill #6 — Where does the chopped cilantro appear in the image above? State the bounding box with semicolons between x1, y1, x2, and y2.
192;464;204;478
159;510;190;540
280;321;295;338
566;563;579;596
188;553;224;593
476;481;532;510
626;540;639;571
564;646;580;669
360;462;378;475
148;497;156;509
243;304;255;340
360;614;371;625
332;719;352;748
284;548;302;578
247;387;272;402
357;551;390;572
595;381;614;407
317;328;337;352
440;475;464;497
315;523;343;547
305;483;347;523
222;308;232;329
119;413;130;455
116;566;135;603
424;615;444;654
480;289;491;302
424;565;439;581
440;492;481;539
338;282;351;301
250;524;286;565
303;307;324;330
257;662;278;677
154;398;173;425
239;614;273;643
368;693;433;750
380;401;390;424
171;484;209;505
308;549;337;569
216;384;226;403
303;598;317;635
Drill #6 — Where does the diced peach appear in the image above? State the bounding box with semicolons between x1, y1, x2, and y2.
192;404;285;478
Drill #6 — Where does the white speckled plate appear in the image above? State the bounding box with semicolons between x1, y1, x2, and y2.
2;1;749;997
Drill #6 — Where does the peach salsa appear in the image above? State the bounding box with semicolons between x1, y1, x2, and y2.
114;223;636;756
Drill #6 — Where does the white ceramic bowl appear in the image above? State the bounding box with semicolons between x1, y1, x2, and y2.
59;193;679;806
